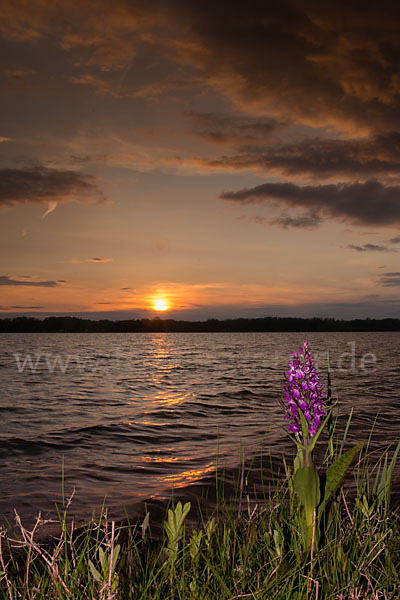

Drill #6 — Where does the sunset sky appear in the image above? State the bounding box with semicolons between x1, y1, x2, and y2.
1;0;400;320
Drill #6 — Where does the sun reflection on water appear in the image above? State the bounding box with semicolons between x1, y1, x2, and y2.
142;455;181;463
154;463;216;487
134;335;215;490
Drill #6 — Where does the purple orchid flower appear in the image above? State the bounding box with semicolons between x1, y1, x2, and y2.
283;340;327;437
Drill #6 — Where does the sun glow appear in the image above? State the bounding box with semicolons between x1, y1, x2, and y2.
153;298;169;312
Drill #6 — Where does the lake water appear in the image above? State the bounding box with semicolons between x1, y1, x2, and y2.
1;332;399;528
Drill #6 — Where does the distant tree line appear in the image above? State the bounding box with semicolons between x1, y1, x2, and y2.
0;315;400;332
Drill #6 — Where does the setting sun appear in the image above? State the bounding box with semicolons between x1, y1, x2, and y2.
153;298;169;312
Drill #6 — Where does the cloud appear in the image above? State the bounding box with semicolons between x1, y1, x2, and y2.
69;73;116;95
5;67;37;82
165;2;400;133
184;111;289;146
133;78;203;99
0;167;103;208
63;257;112;264
3;2;400;135
389;236;400;243
239;213;322;229
0;1;46;42
0;136;11;143
10;305;45;309
62;34;137;72
347;244;396;252
0;276;58;287
0;1;147;69
42;201;58;218
378;272;400;286
192;131;400;181
220;180;400;227
87;257;113;263
270;213;322;230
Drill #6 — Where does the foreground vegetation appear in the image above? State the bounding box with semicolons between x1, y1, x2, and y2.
0;433;399;599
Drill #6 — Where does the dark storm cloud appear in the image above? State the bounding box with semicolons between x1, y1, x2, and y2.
166;1;400;132
220;180;400;227
5;1;400;131
378;272;400;286
198;131;400;181
0;276;58;287
0;167;103;207
389;236;400;243
347;244;395;252
3;1;400;132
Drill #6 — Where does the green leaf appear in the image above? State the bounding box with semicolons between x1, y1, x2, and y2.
206;518;216;543
294;464;321;513
99;546;108;576
167;507;175;536
88;559;102;583
273;525;284;558
111;573;119;594
165;501;191;542
175;501;191;531
299;409;309;439
164;500;191;562
293;448;303;474
189;529;203;560
356;494;375;519
293;463;320;551
377;441;400;507
319;441;364;520
141;511;150;540
182;501;191;519
111;543;120;571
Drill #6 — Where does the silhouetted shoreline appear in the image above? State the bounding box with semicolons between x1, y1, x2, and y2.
1;315;400;332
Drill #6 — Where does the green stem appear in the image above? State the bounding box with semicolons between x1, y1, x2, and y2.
295;438;319;552
303;437;313;467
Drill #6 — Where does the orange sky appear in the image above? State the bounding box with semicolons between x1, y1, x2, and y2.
1;0;400;320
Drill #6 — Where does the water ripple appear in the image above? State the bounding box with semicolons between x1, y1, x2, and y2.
0;331;399;527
